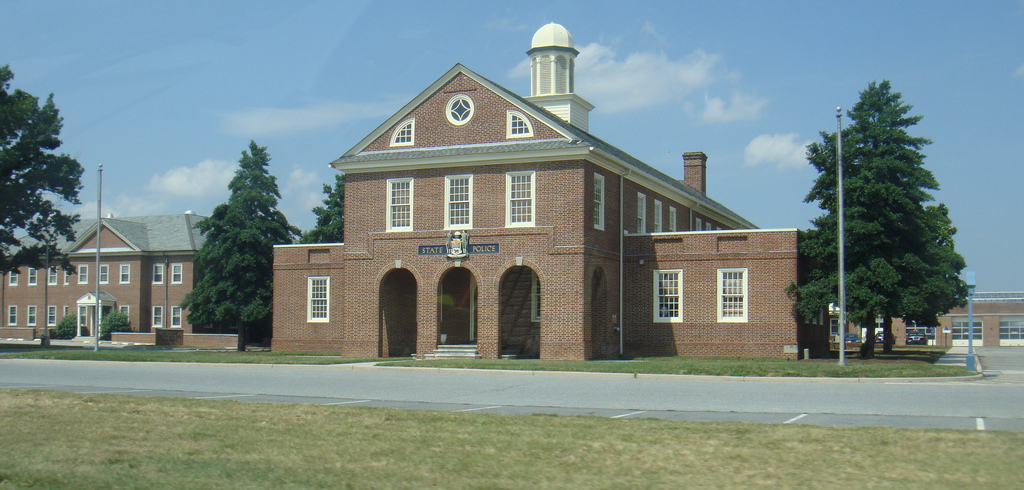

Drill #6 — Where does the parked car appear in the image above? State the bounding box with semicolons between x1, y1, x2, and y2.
906;335;928;345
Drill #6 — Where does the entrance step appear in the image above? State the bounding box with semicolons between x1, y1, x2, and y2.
426;344;480;359
500;346;522;359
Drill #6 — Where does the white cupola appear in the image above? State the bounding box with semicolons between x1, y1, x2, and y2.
526;23;594;132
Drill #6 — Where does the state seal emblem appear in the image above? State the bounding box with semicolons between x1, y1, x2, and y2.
446;230;469;259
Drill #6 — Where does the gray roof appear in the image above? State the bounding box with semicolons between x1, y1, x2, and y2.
332;64;756;229
37;213;208;254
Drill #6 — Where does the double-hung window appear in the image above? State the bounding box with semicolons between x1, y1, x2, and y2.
171;263;183;284
28;268;37;285
120;264;130;284
152;306;163;328
668;206;677;232
8;271;17;286
636;193;646;233
506;171;535;227
387;178;413;231
47;305;57;327
307;277;330;323
27;305;37;326
78;265;88;284
653;200;663;232
99;264;109;284
593;174;605;230
653;270;683;322
153;264;164;284
171;306;182;328
48;268;58;285
717;268;748;322
445;175;473;229
7;306;16;326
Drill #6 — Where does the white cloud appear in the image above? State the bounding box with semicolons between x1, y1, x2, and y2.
702;92;768;123
282;167;323;212
1014;64;1024;80
743;133;811;170
148;159;235;198
220;100;395;137
574;43;725;113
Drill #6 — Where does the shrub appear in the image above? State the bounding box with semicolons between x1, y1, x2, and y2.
99;311;131;340
51;315;77;339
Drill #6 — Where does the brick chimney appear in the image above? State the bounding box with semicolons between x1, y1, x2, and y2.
683;151;707;195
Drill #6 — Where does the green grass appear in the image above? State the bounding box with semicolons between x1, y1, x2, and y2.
383;347;967;378
0;389;1019;488
0;345;967;377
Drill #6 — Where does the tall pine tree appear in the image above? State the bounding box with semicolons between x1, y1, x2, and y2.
795;81;966;358
183;141;299;350
301;173;345;244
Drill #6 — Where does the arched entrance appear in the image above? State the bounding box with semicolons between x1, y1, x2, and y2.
499;266;540;358
589;267;611;358
438;267;477;345
379;269;417;357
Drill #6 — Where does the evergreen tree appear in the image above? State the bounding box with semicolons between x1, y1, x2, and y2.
301;173;345;244
795;81;966;358
183;141;299;351
0;65;83;273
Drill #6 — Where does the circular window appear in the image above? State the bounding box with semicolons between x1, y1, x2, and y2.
446;94;474;126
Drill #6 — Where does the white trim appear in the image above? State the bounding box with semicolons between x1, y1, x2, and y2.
171;263;183;284
717;268;748;323
119;304;130;317
446;94;474;126
275;242;344;248
153;263;164;284
98;264;109;284
119;264;130;284
27;268;37;285
653;199;663;233
7;271;17;286
668;206;677;232
445;174;473;229
506;110;534;138
636;192;646;233
653;269;683;322
77;264;88;284
307;276;330;323
47;267;58;285
390;118;415;147
171;306;182;328
152;305;163;328
47;305;57;327
506;171;536;227
593;173;605;230
386;178;414;232
27;305;37;326
7;305;16;326
695;217;703;231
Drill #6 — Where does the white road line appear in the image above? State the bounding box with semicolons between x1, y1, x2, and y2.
976;418;986;431
784;413;809;424
193;394;257;400
611;411;647;419
325;399;371;405
458;405;502;412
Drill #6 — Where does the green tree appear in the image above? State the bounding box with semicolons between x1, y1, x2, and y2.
301;173;345;243
0;65;83;273
794;81;966;358
99;310;131;340
182;141;300;351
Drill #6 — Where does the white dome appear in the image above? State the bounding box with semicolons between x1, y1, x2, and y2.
531;22;574;50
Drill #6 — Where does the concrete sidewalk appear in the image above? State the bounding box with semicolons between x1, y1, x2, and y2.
934;346;980;372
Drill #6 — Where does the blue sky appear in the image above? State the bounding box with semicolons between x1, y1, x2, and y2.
4;1;1022;291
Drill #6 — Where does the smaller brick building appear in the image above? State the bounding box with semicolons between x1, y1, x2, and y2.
0;213;228;344
272;23;826;360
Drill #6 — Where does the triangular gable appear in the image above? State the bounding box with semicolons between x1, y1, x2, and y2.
67;220;141;253
338;64;578;159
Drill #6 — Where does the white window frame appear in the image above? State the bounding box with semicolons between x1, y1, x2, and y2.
506;171;536;228
120;264;130;284
445;174;473;229
705;221;713;231
669;206;677;232
171;263;183;284
636;193;646;233
653;269;683;322
47;305;57;327
695;217;703;231
390;118;415;147
48;267;58;285
446;94;474;126
28;268;37;285
153;264;164;284
717;268;749;323
27;305;37;326
99;264;109;284
63;270;69;285
119;305;130;317
7;305;16;326
386;178;414;232
171;306;182;328
653;200;663;233
152;306;163;328
506;110;534;138
593;173;605;230
8;271;17;286
307;276;330;323
78;264;88;284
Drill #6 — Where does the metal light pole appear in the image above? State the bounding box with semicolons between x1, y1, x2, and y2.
965;271;976;372
42;246;50;346
836;107;847;367
94;163;102;352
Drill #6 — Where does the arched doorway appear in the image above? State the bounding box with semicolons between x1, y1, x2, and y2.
589;267;611;358
379;269;417;357
438;267;477;345
499;266;540;358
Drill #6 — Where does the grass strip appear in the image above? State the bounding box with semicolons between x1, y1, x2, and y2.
0;389;1019;488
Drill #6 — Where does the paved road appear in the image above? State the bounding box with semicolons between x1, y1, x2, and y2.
2;354;1022;432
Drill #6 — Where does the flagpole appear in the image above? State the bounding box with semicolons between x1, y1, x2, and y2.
94;163;102;352
837;108;847;367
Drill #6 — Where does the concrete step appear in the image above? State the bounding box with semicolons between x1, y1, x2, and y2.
426;344;480;359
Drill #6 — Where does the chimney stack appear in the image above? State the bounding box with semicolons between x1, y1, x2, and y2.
683;151;707;195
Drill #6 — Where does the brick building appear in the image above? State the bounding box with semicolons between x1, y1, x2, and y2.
272;23;826;360
0;212;233;345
